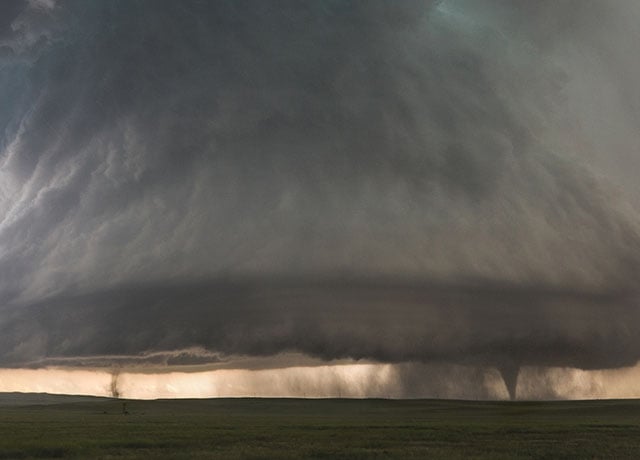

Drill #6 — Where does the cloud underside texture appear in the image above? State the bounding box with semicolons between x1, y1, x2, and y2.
0;1;640;373
3;278;638;372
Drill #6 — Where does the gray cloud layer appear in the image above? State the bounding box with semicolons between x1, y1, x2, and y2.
3;278;638;370
1;1;640;394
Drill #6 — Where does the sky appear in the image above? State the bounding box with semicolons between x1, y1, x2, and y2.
1;0;640;400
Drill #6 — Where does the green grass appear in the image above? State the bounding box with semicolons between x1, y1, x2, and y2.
1;396;640;459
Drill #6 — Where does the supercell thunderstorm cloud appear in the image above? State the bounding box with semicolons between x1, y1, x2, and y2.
1;0;640;400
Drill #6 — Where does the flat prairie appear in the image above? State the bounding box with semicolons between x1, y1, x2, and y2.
1;394;639;459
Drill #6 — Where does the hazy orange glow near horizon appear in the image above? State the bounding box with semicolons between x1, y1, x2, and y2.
2;362;640;401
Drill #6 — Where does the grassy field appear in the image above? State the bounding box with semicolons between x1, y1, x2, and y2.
1;395;640;459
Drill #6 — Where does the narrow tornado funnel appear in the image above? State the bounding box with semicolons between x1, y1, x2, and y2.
498;362;520;400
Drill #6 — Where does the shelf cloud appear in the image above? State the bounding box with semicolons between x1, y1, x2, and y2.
1;0;640;399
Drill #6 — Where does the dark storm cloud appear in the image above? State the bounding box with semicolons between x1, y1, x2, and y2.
0;1;25;38
2;278;638;370
1;0;640;392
